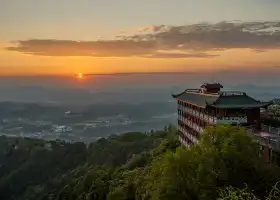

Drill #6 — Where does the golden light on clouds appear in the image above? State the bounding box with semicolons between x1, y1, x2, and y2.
1;21;280;76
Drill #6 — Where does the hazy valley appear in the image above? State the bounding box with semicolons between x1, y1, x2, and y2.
1;82;280;143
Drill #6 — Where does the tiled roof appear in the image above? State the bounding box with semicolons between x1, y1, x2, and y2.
201;83;223;89
212;95;264;108
172;92;219;107
173;91;272;108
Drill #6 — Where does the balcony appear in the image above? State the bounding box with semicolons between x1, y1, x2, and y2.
254;134;280;151
179;118;204;134
178;121;201;144
179;105;248;125
246;125;280;151
261;124;280;135
181;129;198;144
180;107;216;124
216;116;247;124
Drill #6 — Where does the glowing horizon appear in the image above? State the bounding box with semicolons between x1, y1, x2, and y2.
1;1;280;77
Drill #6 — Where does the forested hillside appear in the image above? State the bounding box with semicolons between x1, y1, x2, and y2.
0;125;279;200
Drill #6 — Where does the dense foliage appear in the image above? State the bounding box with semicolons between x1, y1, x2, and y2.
0;125;279;200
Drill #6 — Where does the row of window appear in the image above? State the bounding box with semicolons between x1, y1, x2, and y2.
178;120;200;138
178;112;207;128
178;131;193;145
178;100;227;116
178;100;215;114
178;101;207;112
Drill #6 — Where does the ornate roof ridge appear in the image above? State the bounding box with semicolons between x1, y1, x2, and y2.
185;91;219;97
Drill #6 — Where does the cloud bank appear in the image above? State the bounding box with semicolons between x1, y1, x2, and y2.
5;21;280;58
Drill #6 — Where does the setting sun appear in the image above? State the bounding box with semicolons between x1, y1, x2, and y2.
77;73;83;79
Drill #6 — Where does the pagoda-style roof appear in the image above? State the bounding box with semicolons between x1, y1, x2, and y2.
201;83;223;89
172;92;218;107
172;90;272;109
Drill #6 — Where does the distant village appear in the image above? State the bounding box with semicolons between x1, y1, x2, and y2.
0;111;132;143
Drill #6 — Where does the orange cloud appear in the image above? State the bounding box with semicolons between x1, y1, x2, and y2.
5;39;217;58
5;21;280;58
137;25;171;32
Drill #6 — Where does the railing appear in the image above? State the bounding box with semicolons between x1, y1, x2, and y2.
180;111;280;151
220;91;246;96
178;117;203;143
180;128;198;144
180;121;280;151
185;89;201;93
182;118;204;133
246;125;280;151
261;124;280;135
178;118;201;143
254;135;280;150
179;106;217;124
179;105;249;125
216;116;247;124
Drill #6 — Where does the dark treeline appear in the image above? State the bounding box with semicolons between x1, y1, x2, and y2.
0;125;279;200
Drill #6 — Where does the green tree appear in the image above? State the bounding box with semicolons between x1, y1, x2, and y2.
218;186;260;200
1;125;280;200
218;182;280;200
140;125;280;200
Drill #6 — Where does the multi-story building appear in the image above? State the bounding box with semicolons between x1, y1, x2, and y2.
172;82;280;165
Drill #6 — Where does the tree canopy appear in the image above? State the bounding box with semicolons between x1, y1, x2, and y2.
0;124;279;200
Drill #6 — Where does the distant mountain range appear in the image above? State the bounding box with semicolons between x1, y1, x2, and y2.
0;83;280;105
0;86;175;105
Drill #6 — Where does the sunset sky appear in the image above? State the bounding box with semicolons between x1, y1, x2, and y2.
1;0;280;76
